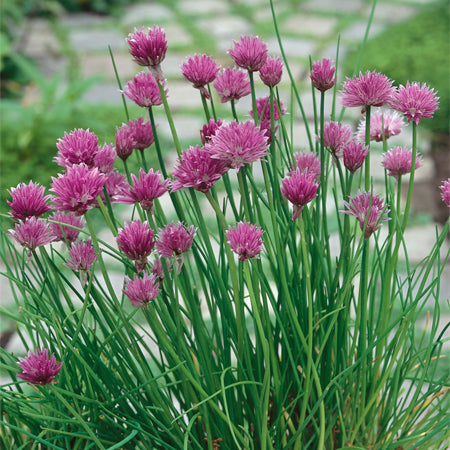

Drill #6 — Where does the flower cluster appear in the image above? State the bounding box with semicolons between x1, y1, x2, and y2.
17;348;63;385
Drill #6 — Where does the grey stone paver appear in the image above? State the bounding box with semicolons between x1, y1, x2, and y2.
69;29;126;52
122;3;174;26
282;15;338;38
177;0;229;15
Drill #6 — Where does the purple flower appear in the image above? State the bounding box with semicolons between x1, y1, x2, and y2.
281;170;319;221
439;178;450;208
50;164;106;216
249;96;286;123
115;122;135;161
122;71;166;108
341;190;390;239
150;256;172;282
319;121;353;156
292;152;321;182
64;239;98;287
341;71;396;112
342;140;370;174
390;81;439;125
116;220;155;273
226;221;264;261
356;110;404;143
129;117;156;151
181;54;220;98
381;147;422;179
102;171;128;204
9;217;54;257
156;222;197;272
171;145;228;193
123;273;160;308
17;348;63;385
213;67;251;103
117;168;169;213
200;118;223;145
259;56;283;87
310;58;336;92
48;212;85;244
7;181;52;221
205;120;269;170
229;35;268;72
55;128;100;168
127;26;167;82
94;143;116;174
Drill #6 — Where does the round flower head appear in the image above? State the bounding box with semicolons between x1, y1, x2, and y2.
116;122;135;161
259;56;283;87
310;58;336;92
181;54;220;98
281;170;319;221
439;178;450;208
213;67;251;103
127;26;167;82
226;221;264;261
341;190;390;239
64;239;98;287
151;256;172;282
130;116;156;151
342;140;370;174
200;118;223;145
17;348;63;385
117;168;169;213
122;71;166;108
357;110;404;142
94;143;116;174
116;220;155;273
123;272;160;308
319;121;353;157
9;217;54;259
7;181;52;221
390;81;439;125
101;171;128;204
292;152;321;182
55;128;100;168
49;211;85;244
171;145;228;193
249;96;286;123
381;146;422;179
205;120;269;170
229;35;268;72
341;70;396;113
50;164;106;216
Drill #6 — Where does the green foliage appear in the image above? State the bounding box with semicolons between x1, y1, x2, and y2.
344;1;449;134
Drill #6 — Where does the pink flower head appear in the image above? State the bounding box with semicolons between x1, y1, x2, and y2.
116;220;155;273
123;272;160;308
122;71;166;108
127;26;167;82
357;110;404;142
50;164;106;216
212;67;251;103
101;171;128;204
55;128;100;169
341;190;390;239
48;211;85;244
310;58;336;92
7;181;52;221
229;35;268;72
200;118;223;145
259;56;283;87
181;54;220;98
129;116;156;151
381;146;422;179
281;170;319;221
64;239;97;287
341;71;396;112
17;348;63;385
115;122;135;161
226;221;264;261
342;140;370;174
292;152;321;182
205;120;269;170
171;145;228;193
439;178;450;207
390;81;439;125
319;121;353;156
156;222;196;259
94;143;116;174
150;256;172;282
117;168;169;213
249;96;286;123
9;217;54;258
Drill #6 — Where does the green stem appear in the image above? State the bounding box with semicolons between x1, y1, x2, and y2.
364;105;371;191
148;107;167;178
249;71;258;125
401;122;417;232
158;82;182;156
